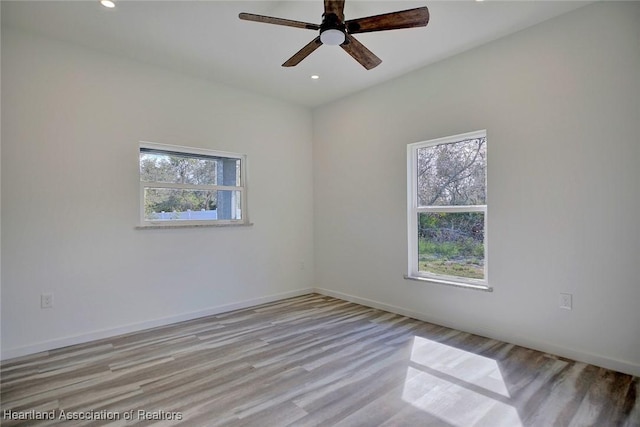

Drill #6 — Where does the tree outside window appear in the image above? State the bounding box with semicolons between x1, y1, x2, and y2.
408;131;487;286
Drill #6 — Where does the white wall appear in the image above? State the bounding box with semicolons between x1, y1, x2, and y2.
1;29;314;358
313;2;640;376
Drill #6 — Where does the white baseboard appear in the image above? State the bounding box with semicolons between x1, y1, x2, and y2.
313;287;640;378
4;286;638;377
1;288;314;361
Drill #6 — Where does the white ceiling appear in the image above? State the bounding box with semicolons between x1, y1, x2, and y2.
2;1;590;108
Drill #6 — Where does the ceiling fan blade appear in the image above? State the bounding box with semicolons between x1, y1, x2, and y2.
283;37;323;67
340;34;382;70
239;13;320;31
346;7;429;34
324;0;345;21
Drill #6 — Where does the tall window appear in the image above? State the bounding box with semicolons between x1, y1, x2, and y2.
407;130;488;288
139;142;248;226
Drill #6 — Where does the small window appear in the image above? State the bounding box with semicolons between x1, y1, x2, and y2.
139;142;248;226
407;130;488;288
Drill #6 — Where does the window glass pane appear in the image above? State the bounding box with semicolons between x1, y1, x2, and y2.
417;137;486;207
140;151;240;186
144;188;242;221
418;212;484;280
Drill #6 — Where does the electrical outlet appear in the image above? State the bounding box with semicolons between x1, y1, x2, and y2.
559;293;572;310
41;293;54;309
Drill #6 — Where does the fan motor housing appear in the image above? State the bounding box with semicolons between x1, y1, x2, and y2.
321;12;346;33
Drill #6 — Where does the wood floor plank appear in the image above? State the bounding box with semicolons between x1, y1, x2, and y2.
2;293;638;426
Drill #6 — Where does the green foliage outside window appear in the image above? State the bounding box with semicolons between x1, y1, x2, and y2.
418;212;484;279
140;153;220;217
416;137;486;280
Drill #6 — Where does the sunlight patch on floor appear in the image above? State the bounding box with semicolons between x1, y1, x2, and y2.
402;336;523;427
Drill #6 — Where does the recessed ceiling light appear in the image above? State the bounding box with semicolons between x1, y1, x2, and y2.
311;75;320;80
100;0;115;8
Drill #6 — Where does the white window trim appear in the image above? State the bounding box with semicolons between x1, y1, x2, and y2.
406;130;491;292
138;141;249;228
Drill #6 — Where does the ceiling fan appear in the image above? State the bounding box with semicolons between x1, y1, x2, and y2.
239;0;429;70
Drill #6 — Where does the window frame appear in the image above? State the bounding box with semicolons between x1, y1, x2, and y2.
406;130;490;291
138;141;249;228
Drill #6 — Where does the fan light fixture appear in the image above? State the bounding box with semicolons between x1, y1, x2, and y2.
320;29;345;46
239;2;430;70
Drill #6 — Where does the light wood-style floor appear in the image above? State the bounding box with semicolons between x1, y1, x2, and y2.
1;294;638;426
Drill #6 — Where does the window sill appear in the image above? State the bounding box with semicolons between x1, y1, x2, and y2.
404;275;493;292
136;222;254;230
